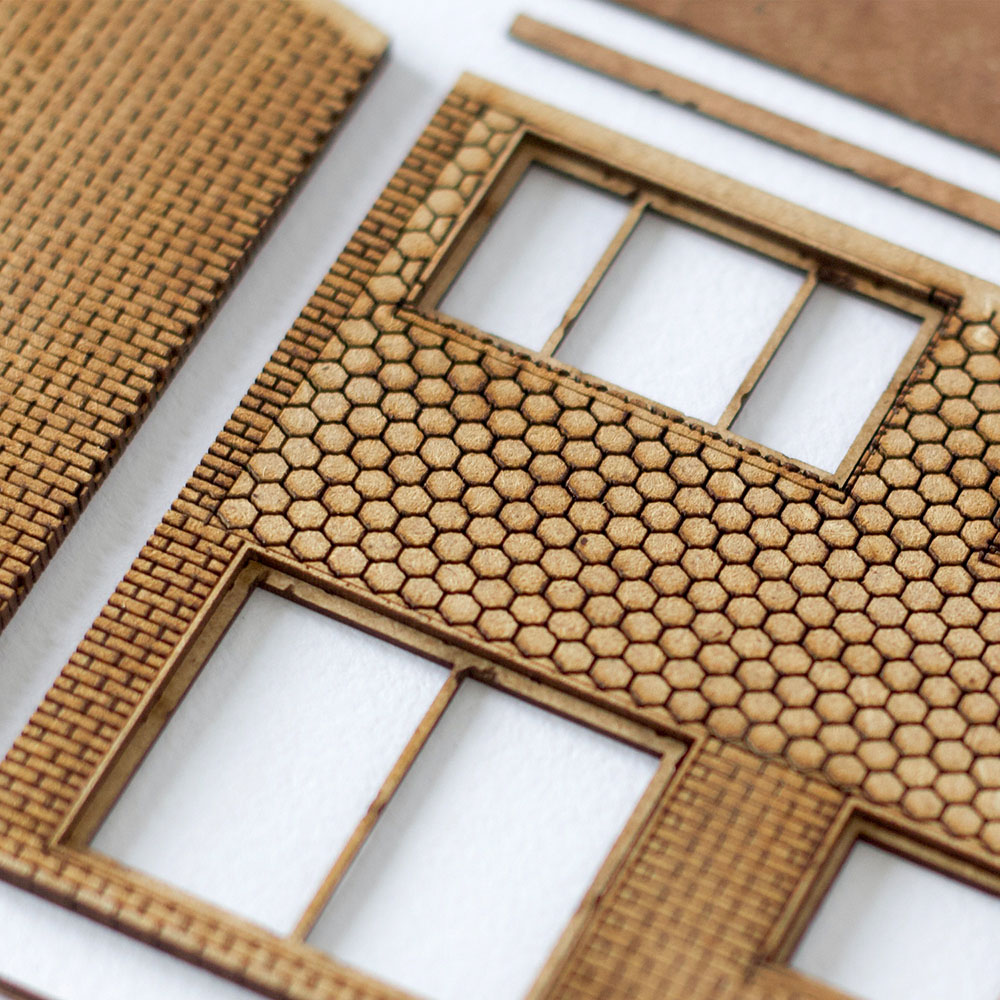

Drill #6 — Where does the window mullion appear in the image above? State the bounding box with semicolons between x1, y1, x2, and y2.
716;267;818;429
288;667;464;942
538;194;649;358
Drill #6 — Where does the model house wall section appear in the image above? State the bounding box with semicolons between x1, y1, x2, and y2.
2;77;1000;1000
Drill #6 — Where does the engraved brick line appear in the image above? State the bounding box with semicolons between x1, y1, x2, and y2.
0;0;376;622
553;741;843;999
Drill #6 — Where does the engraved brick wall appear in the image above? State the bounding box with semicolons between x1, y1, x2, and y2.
0;90;485;1000
0;0;382;625
554;740;843;1000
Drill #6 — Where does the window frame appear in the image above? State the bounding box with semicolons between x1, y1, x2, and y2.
759;800;1000;995
406;131;946;489
52;547;687;999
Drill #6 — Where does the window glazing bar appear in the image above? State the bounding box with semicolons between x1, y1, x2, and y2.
289;668;463;941
539;195;650;358
717;267;818;429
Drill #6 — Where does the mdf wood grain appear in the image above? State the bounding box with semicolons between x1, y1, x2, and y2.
613;0;1000;157
0;0;386;629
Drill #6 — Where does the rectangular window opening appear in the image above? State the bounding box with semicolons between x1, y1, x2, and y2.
730;283;924;474
792;839;1000;1000
306;677;660;1000
437;163;630;352
89;587;448;935
554;208;806;424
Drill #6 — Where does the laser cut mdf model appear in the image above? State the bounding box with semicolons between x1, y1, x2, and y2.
2;76;1000;999
509;14;1000;235
0;0;386;628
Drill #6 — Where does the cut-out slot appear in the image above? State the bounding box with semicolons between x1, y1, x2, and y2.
730;283;922;473
90;589;447;935
307;678;660;1000
555;210;805;424
438;164;630;351
793;840;1000;1000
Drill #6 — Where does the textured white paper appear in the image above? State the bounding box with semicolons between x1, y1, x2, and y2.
731;284;921;472
308;679;659;1000
556;211;804;423
794;841;1000;1000
440;165;629;350
0;879;259;999
92;590;447;934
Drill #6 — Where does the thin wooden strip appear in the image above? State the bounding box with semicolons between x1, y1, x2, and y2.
509;15;1000;234
289;669;464;942
0;976;55;1000
717;269;817;429
540;195;649;357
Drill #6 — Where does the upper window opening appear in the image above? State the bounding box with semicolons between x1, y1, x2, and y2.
430;149;933;482
554;207;805;425
438;164;630;352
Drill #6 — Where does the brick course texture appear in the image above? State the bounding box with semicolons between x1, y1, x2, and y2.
0;0;384;626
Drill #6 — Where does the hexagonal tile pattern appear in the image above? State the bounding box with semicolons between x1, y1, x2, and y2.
12;75;1000;1000
220;118;1000;850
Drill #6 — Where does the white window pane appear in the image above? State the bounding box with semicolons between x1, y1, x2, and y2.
308;680;660;1000
555;211;804;424
730;283;921;472
793;841;1000;1000
91;589;447;935
438;164;629;351
0;881;257;1000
